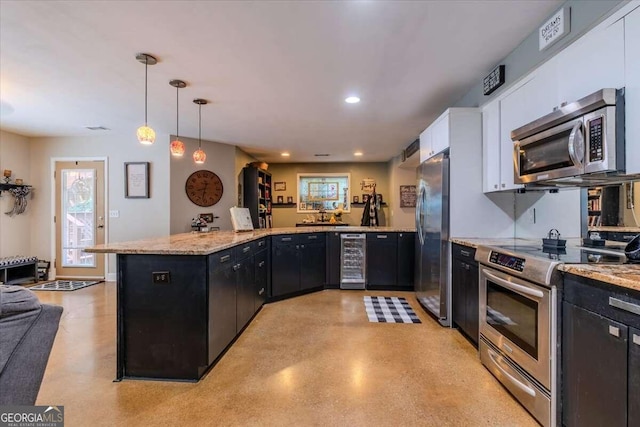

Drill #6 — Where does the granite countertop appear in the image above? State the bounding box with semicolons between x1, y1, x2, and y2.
559;264;640;292
589;226;640;233
451;237;640;292
85;226;416;255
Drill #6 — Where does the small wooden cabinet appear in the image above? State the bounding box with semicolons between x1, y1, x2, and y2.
451;244;479;345
562;274;640;426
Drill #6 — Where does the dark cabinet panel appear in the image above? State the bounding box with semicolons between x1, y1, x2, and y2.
562;301;628;427
300;237;326;290
451;244;478;345
235;257;255;333
397;232;415;288
629;327;640;427
327;231;341;287
120;254;208;380
366;233;398;287
208;258;236;364
271;237;300;297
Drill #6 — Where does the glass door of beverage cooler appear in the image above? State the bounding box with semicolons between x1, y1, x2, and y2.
340;233;366;289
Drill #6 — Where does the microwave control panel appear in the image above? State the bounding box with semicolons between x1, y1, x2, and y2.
588;116;604;162
489;251;525;272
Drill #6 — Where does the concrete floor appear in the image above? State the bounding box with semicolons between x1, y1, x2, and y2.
34;284;538;426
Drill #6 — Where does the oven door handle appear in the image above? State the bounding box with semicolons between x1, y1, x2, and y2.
567;120;584;167
487;347;537;397
482;269;544;299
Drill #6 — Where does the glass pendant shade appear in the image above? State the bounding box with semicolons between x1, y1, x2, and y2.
193;148;206;164
170;139;185;156
137;125;156;145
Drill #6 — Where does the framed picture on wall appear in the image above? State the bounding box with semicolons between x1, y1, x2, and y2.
277;195;284;204
287;196;293;203
362;194;369;203
274;181;286;191
353;196;359;203
125;162;150;198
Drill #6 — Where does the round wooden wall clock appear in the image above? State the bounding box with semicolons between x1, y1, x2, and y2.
185;170;224;207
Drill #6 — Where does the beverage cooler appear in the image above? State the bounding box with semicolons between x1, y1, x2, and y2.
340;233;366;289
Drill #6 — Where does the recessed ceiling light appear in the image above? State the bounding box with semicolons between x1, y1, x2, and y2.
354;151;363;156
345;96;360;104
281;152;290;157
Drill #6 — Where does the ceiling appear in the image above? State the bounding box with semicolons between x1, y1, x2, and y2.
0;0;563;163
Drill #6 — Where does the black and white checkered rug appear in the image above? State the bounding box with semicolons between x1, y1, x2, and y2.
29;280;101;291
364;296;421;323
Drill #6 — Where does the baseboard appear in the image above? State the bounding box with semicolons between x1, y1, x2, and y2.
107;273;117;282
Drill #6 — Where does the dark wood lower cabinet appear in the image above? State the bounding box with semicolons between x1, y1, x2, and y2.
451;244;478;345
235;256;255;333
397;232;415;289
271;234;326;297
562;274;640;427
300;236;325;290
366;233;398;288
209;254;237;365
255;249;268;311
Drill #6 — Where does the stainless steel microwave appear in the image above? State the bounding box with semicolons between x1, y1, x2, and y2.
511;88;626;186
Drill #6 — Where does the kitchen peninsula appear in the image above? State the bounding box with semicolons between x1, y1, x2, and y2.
86;226;415;382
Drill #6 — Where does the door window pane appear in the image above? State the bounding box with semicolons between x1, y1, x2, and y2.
62;169;96;267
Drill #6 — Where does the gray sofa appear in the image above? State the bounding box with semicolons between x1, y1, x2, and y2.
0;285;63;405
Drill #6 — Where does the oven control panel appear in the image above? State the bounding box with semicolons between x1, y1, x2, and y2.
489;251;525;272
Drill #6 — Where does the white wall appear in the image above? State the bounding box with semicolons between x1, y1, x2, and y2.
387;154;417;228
0;130;32;257
29;132;171;276
514;189;582;238
169;136;237;233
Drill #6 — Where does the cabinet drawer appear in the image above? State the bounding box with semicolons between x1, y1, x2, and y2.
233;242;254;260
272;235;298;245
300;233;323;242
254;238;268;250
564;275;640;329
452;243;476;260
209;249;234;270
366;233;398;243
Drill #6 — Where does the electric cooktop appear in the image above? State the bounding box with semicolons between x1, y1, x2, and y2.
494;244;631;264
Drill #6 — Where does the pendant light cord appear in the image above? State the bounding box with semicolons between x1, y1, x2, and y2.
198;104;202;149
176;85;179;138
144;56;148;126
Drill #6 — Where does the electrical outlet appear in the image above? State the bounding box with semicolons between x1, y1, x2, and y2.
152;271;171;284
109;210;120;218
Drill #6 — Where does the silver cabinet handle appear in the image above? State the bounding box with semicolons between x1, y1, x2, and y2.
609;325;620;337
609;297;640;316
482;269;544;299
377;235;388;239
233;264;240;271
487;347;536;397
281;237;292;242
258;261;265;267
460;250;471;257
259;288;265;295
220;255;231;263
243;246;251;253
633;334;640;346
501;183;506;188
258;240;265;247
307;235;318;240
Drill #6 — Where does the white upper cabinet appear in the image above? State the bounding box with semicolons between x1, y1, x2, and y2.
419;110;450;162
556;19;625;104
625;6;640;174
482;101;502;192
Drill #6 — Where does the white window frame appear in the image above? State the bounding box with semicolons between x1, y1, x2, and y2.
296;173;351;213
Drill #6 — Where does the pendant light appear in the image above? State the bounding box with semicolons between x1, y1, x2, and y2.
169;79;187;156
135;53;157;145
193;98;208;164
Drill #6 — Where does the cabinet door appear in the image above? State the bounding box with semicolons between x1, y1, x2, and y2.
254;249;267;312
431;112;450;156
299;234;326;290
562;302;628;427
271;239;300;297
630;327;640;427
626;7;640;174
482;101;501;193
236;256;255;333
208;259;237;364
419;127;433;162
557;19;624;105
366;233;398;287
465;262;479;345
397;232;415;288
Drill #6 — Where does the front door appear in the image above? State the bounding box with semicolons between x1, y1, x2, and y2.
55;161;105;279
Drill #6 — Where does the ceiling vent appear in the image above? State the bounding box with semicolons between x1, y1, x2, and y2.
85;126;110;131
314;154;330;157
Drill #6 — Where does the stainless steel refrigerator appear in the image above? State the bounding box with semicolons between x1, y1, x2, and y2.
415;151;450;326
